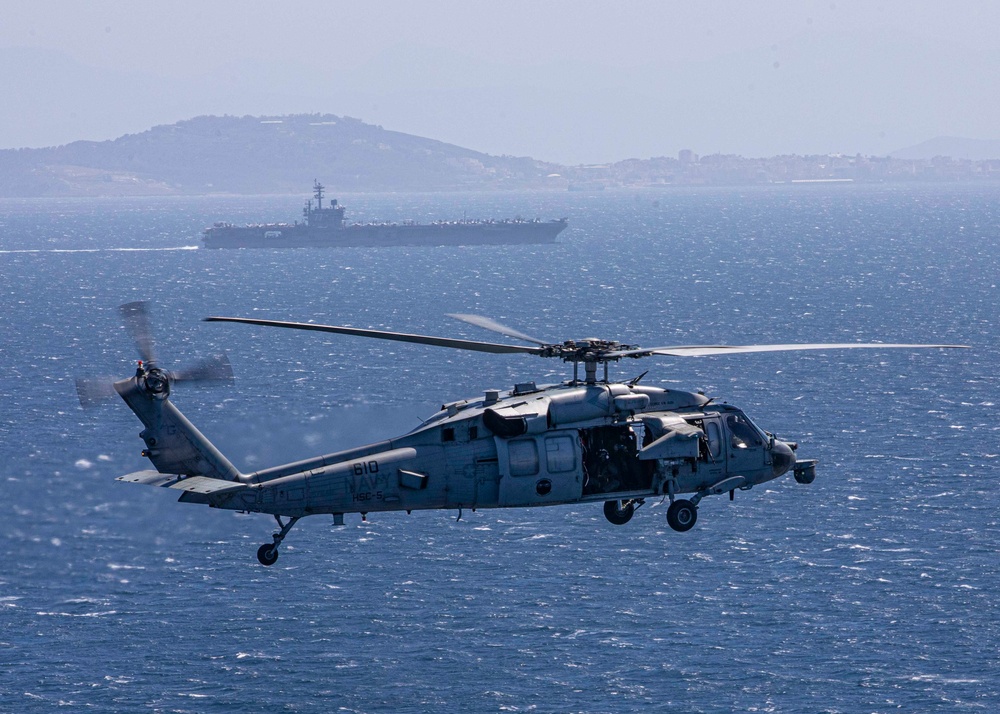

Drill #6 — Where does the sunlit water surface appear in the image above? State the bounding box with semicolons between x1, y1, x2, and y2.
2;185;998;712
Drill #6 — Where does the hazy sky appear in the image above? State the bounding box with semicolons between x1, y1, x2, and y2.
3;1;999;163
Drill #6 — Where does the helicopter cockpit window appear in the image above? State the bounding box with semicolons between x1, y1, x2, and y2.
727;413;763;449
508;439;539;476
545;435;575;473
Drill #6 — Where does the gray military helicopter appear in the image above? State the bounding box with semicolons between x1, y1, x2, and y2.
80;302;966;565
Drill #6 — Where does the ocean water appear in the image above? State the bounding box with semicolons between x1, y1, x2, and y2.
1;184;998;713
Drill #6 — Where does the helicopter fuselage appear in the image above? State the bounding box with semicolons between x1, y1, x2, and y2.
171;381;801;521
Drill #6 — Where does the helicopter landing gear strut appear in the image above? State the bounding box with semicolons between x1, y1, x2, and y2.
257;515;300;566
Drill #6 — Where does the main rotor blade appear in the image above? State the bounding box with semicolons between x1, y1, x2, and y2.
612;343;970;358
446;313;550;346
203;316;545;356
120;301;156;364
171;353;235;383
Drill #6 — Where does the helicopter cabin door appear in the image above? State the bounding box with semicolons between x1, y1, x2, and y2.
695;415;727;483
496;431;583;507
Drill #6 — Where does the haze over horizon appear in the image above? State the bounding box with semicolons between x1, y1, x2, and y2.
4;1;999;165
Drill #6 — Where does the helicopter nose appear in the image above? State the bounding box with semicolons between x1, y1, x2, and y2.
771;439;796;478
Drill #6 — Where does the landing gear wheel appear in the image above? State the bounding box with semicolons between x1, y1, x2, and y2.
256;515;299;566
257;543;279;566
603;499;635;525
666;499;698;532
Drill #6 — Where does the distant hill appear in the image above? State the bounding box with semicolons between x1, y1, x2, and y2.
890;136;1000;161
0;114;562;197
2;115;996;197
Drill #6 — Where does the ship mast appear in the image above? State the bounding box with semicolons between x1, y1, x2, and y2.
313;180;324;211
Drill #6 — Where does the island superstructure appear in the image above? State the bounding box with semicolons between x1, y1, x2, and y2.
202;182;568;249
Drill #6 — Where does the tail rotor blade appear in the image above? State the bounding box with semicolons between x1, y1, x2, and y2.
120;301;156;365
75;377;118;409
171;353;235;384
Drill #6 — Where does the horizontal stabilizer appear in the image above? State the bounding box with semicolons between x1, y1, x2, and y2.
118;470;184;488
167;476;248;495
118;470;247;495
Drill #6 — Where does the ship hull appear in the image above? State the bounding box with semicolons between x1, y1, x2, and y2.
203;219;567;249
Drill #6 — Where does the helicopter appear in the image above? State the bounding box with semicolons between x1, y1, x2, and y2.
78;302;967;566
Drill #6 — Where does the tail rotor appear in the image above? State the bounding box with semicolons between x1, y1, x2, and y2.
76;301;233;408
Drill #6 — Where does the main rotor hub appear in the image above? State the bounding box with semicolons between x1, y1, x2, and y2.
539;339;638;364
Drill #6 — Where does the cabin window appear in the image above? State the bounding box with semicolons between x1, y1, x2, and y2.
706;421;723;458
469;426;478;440
508;439;539;476
441;427;455;442
545;435;576;473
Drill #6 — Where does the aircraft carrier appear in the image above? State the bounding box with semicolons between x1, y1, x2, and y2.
202;182;568;249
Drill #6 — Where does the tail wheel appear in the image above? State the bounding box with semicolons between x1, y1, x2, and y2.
603;499;635;525
666;499;698;532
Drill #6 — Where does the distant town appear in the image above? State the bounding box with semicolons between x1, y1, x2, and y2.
557;150;1000;189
